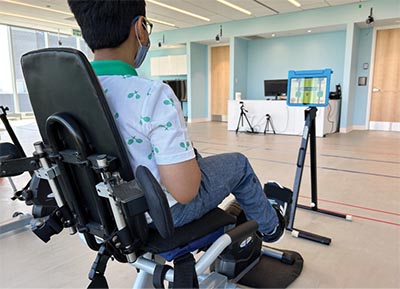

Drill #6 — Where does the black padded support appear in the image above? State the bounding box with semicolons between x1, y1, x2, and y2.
145;208;235;254
0;142;27;176
135;166;174;239
21;48;139;242
238;249;304;288
21;48;134;182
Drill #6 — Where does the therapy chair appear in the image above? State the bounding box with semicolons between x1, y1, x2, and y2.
1;48;303;288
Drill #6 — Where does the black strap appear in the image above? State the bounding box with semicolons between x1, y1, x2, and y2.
153;264;173;289
173;253;199;289
88;273;109;289
87;244;112;289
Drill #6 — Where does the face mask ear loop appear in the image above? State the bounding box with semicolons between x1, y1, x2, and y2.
134;18;144;47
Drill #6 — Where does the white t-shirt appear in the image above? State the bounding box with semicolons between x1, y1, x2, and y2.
91;60;195;207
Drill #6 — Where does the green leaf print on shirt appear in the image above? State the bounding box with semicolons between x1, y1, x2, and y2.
140;116;151;125
127;136;143;145
163;98;175;106
128;90;141;99
159;121;172;131
179;141;190;151
114;112;119;119
148;146;159;160
104;88;109;94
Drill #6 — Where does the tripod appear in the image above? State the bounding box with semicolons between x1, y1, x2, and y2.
263;114;276;134
235;102;255;134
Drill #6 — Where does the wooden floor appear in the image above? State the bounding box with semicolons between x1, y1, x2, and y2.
1;120;399;288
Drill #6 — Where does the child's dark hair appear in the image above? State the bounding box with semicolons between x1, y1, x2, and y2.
68;0;146;51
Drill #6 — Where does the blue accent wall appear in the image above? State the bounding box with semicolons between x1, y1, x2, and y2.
233;37;249;99
246;31;346;100
188;43;208;119
353;28;373;126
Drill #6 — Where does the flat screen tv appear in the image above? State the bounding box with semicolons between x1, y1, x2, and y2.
264;79;288;97
163;80;187;101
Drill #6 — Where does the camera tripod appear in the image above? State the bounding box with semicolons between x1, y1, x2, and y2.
264;114;276;134
235;102;255;134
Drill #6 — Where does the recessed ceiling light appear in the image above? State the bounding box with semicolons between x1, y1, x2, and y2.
307;29;312;33
272;33;276;37
217;0;252;15
0;11;79;28
147;0;210;22
288;0;302;8
2;0;73;16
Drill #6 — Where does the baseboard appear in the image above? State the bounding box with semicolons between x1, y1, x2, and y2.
369;121;400;132
352;125;368;131
187;118;210;123
339;127;352;133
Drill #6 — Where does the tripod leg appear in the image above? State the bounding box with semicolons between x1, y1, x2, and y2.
264;119;268;135
236;113;243;134
270;118;276;134
243;113;255;133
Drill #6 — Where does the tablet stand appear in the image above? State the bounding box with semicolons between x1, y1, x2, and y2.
287;107;352;245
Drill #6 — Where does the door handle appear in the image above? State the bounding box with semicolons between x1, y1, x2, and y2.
372;87;381;93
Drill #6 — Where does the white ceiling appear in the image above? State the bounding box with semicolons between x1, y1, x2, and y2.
0;0;368;35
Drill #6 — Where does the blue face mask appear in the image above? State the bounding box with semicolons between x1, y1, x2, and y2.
134;40;150;68
133;19;150;68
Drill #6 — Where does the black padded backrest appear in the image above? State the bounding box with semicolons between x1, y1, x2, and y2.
21;48;137;239
21;48;134;182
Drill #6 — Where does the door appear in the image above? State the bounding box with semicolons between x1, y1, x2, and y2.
369;28;400;131
211;46;230;121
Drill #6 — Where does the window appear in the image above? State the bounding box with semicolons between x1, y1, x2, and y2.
80;38;94;61
48;33;77;48
0;25;14;112
11;27;46;113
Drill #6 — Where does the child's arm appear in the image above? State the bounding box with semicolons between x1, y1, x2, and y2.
158;157;201;204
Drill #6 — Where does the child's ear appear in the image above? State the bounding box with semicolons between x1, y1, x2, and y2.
136;17;148;43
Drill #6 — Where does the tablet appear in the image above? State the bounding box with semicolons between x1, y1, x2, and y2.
287;69;332;107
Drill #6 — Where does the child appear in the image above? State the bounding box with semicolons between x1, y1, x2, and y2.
68;0;287;242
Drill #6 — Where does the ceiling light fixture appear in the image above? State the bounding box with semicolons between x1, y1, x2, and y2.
217;0;252;15
307;29;312;33
147;0;210;22
288;0;302;8
272;33;276;37
2;0;73;16
0;11;79;28
147;17;176;27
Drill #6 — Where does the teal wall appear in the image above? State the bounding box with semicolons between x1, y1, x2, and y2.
353;28;373;126
188;42;208;119
246;31;346;99
232;37;249;99
147;0;399;129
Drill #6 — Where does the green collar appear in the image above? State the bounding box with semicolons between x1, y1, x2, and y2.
91;60;138;76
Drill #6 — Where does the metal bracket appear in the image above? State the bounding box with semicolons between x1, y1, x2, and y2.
35;165;61;180
96;182;112;199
